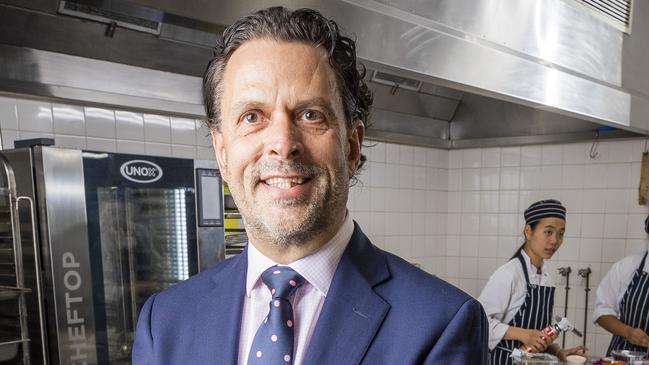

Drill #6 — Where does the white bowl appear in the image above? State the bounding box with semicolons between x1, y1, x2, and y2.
565;355;587;364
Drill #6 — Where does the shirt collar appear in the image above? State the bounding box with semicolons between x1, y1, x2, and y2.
245;212;354;297
520;249;549;276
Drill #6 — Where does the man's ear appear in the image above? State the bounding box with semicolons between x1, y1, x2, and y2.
347;119;365;173
210;128;229;181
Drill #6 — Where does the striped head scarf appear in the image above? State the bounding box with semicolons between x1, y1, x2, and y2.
524;199;566;226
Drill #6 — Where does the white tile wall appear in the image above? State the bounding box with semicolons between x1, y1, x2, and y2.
0;97;211;160
53;104;85;136
86;137;116;152
0;97;18;130
116;111;144;141
170;117;196;145
445;142;649;357
144;114;171;143
85;107;116;138
349;140;449;277
2;96;647;357
16;99;53;133
117;139;145;154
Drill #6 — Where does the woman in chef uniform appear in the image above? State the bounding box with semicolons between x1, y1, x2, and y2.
593;215;649;355
478;199;585;364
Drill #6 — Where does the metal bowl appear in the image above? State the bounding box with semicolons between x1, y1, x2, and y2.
611;349;647;361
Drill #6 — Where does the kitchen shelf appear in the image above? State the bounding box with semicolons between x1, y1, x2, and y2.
0;154;31;364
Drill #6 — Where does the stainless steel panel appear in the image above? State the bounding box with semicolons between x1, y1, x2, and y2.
452;130;641;149
129;0;620;84
0;4;214;77
370;0;623;86
622;0;649;119
366;130;451;148
369;81;460;121
36;147;98;365
326;0;641;130
0;45;204;116
371;108;450;140
451;93;612;139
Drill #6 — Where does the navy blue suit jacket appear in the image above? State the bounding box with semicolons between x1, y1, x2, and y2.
133;224;488;364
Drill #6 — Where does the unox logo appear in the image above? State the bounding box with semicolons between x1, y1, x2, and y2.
120;160;163;183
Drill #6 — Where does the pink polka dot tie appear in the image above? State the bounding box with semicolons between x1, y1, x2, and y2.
248;266;304;365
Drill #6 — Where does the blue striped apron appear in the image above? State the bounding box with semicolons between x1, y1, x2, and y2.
490;253;555;365
606;251;649;355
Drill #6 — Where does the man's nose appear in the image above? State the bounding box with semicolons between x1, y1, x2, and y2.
264;112;303;159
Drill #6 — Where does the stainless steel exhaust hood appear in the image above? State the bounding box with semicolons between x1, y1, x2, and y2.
1;0;648;148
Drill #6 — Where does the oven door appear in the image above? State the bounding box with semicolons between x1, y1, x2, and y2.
82;151;197;364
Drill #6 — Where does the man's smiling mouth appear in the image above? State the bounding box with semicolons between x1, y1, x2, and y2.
263;177;308;189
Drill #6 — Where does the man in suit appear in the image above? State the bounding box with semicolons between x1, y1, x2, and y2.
133;6;488;364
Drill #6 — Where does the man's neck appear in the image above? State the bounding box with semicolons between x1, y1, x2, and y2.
249;213;347;264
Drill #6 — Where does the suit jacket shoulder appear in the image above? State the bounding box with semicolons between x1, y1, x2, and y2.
133;252;247;365
303;223;489;365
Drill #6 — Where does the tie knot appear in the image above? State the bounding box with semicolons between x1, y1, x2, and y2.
261;266;304;299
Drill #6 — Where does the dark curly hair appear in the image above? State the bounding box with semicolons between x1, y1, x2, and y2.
202;6;373;174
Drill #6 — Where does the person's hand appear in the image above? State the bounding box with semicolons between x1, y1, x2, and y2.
625;327;649;347
519;329;549;353
557;345;588;361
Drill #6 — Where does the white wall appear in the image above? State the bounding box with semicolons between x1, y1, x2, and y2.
2;94;648;357
442;143;649;356
0;97;215;160
349;142;449;277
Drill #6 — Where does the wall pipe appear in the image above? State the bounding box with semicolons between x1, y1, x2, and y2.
558;266;572;348
578;267;592;348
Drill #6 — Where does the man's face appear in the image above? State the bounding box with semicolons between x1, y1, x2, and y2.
212;39;364;248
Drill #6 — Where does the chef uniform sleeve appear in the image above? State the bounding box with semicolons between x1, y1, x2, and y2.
478;265;516;350
593;255;643;324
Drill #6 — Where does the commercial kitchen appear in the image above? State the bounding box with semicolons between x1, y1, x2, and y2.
0;0;648;364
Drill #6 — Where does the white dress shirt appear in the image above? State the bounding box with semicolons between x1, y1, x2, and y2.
478;250;555;350
593;249;649;324
237;213;354;365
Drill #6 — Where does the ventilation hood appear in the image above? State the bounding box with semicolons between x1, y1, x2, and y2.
1;0;648;148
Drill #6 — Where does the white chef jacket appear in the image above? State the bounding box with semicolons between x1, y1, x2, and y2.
478;250;555;350
593;249;649;324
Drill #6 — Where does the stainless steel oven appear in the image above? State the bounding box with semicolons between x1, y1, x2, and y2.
0;144;225;365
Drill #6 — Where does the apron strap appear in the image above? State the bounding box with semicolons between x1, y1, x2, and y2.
638;251;648;272
516;252;531;286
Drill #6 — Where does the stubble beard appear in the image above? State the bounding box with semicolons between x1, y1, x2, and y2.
231;160;349;249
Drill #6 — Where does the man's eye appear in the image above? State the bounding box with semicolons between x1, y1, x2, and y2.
242;112;259;124
302;110;324;121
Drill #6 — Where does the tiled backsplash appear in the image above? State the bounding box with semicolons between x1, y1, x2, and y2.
350;142;449;278
0;97;215;160
2;95;647;356
442;144;649;356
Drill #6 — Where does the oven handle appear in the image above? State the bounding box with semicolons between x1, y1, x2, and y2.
17;196;48;364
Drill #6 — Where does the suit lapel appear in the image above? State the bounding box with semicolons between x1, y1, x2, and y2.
192;249;247;364
303;224;391;365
